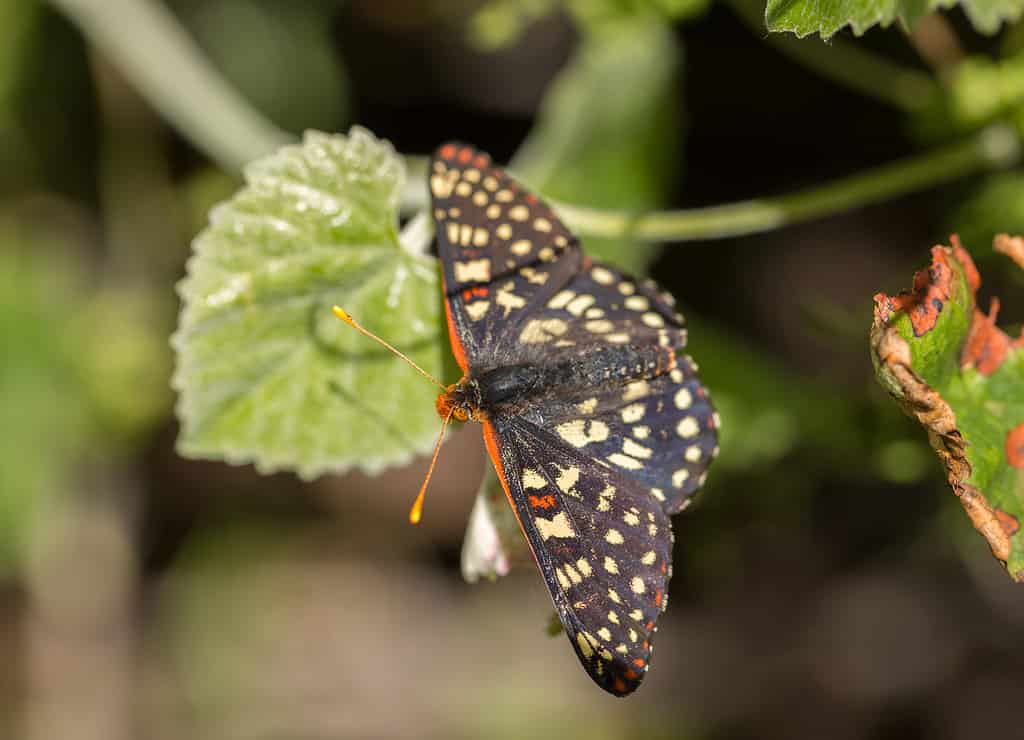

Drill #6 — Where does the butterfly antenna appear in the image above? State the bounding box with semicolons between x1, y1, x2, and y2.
409;409;453;524
332;306;446;391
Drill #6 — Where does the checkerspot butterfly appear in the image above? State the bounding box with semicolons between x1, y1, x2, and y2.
338;142;719;696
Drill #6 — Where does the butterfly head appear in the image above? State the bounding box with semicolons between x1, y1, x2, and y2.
435;379;482;423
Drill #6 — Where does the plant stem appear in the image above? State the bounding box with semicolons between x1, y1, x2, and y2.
728;0;940;113
49;0;292;172
552;124;1020;243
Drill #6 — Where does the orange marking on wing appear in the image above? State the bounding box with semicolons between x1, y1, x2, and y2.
482;421;524;536
473;154;488;168
528;494;556;510
654;590;662;607
439;143;456;160
440;270;469;374
461;286;489;301
457;147;472;164
645;621;654;630
660;561;667;574
624;669;638;680
613;678;628;694
633;658;645;668
526;193;538;205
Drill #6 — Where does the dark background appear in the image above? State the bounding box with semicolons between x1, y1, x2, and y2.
1;1;1022;739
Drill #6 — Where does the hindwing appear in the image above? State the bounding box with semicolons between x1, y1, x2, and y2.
485;418;672;696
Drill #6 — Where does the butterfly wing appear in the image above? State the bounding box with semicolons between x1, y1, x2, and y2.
429;142;581;372
488;256;719;514
536;354;718;515
483;417;673;696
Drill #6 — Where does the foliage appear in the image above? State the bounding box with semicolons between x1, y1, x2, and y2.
765;0;1024;39
0;220;169;570
172;128;445;479
871;237;1024;579
511;18;681;275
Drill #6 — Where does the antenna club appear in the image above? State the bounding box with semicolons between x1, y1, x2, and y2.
331;305;355;326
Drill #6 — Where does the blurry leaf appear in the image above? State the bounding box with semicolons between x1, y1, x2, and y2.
0;240;87;572
870;237;1024;580
69;289;172;448
0;217;166;571
765;0;1024;39
684;316;864;473
173;127;445;479
947;173;1024;262
512;20;682;276
181;0;349;133
468;0;559;51
915;52;1024;143
468;0;707;50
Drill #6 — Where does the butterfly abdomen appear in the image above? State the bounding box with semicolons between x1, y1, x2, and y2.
476;345;675;414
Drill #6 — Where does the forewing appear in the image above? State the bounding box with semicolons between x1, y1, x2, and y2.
486;418;673;696
539;355;719;515
429;143;581;370
533;259;688;351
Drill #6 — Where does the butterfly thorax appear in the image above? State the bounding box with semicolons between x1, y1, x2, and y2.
435;344;676;422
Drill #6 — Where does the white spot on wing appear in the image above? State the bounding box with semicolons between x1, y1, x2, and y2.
522;469;546;489
547;290;575;309
555;419;610;448
621;403;645;423
625;295;649;311
520;318;568;344
535;512;576;540
608;453;643;470
566;294;596;316
605;529;624;545
674;388;693;409
465;301;489;321
676;417;699;438
622;381;650;401
454;259;491;283
623;438;652;459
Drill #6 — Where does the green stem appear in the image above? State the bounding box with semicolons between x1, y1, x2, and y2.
49;0;292;172
728;0;939;112
553;123;1020;242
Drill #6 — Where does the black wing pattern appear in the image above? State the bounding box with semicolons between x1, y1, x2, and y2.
430;141;719;696
430;143;580;370
488;418;673;696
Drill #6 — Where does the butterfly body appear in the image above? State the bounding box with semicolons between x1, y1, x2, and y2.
430;142;718;696
440;343;676;421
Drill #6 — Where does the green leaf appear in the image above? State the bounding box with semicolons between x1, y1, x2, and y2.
511;20;682;276
765;0;1024;39
173;128;445;479
870;237;1024;580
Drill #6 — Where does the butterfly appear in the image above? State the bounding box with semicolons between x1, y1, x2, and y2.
427;142;719;696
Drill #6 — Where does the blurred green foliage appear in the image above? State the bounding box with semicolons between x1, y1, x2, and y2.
4;0;1024;733
512;19;681;274
0;218;169;571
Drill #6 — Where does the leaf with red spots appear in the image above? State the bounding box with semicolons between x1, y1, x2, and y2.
871;236;1024;580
